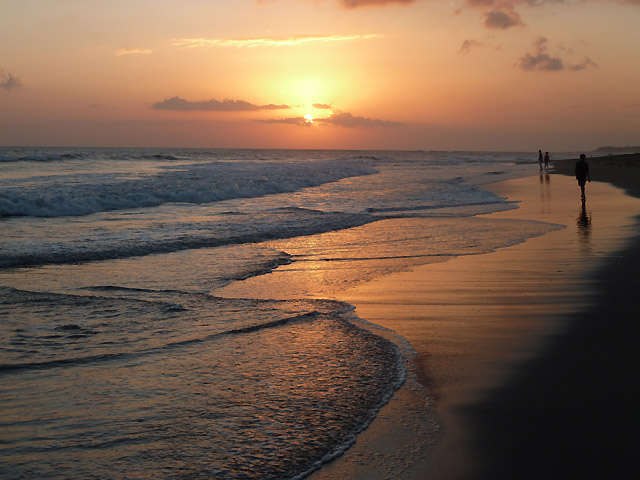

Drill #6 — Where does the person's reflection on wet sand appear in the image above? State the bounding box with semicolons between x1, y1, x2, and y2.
577;201;591;252
539;172;550;185
539;172;551;213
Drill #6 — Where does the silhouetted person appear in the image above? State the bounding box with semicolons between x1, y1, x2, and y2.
544;152;550;170
538;150;543;170
575;153;591;201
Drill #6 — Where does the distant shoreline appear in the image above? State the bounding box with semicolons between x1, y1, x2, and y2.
593;146;640;154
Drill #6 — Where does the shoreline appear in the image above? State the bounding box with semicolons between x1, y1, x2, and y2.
317;157;640;478
216;153;640;479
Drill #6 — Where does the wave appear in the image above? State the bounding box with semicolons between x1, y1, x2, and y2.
0;209;374;269
0;285;357;376
0;150;184;164
0;153;85;163
291;310;407;480
0;158;377;218
147;154;178;160
1;280;407;480
0;310;320;376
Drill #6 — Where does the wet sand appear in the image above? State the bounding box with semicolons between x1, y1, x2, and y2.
334;161;640;478
462;157;640;479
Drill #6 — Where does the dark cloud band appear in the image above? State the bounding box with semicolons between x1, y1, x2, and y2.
153;96;290;111
259;111;403;128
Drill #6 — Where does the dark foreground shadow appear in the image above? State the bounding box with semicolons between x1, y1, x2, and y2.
465;224;640;479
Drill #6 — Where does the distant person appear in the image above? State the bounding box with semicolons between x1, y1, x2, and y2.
538;150;543;170
544;152;550;170
575;154;591;200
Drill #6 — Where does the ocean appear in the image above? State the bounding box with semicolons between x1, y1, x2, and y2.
0;147;563;479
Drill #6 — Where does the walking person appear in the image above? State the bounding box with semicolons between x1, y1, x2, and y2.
544;152;550;170
575;154;591;201
538;150;543;170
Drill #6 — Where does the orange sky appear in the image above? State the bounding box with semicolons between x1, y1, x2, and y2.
1;0;639;151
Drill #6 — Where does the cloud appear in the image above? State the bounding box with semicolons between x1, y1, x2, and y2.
459;39;482;54
152;96;290;111
174;34;380;49
0;69;23;91
257;116;312;126
316;111;404;127
518;36;565;71
568;57;597;71
466;0;495;6
258;111;403;128
518;36;596;72
115;48;152;56
484;6;524;29
337;0;416;7
465;0;564;7
257;0;421;6
313;103;333;109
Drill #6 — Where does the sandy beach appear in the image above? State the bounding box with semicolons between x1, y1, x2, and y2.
311;155;640;479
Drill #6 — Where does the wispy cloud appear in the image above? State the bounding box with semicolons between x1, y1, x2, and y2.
316;111;404;127
459;39;482;54
0;69;23;91
337;0;416;7
257;116;312;126
260;0;419;7
174;34;380;49
153;96;290;111
518;36;597;72
568;57;597;71
465;0;567;8
465;0;494;6
518;37;564;71
115;48;152;56
312;103;334;109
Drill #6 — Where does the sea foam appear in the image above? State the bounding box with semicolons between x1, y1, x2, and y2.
0;158;377;218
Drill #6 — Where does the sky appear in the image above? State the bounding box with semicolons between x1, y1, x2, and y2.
1;0;639;151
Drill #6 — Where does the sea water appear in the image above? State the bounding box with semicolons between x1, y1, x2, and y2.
1;147;563;479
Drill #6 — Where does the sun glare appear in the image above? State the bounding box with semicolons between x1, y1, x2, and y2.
304;114;314;125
